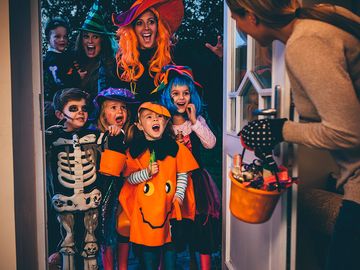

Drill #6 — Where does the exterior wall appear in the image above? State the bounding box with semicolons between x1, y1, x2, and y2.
2;0;45;269
0;0;17;269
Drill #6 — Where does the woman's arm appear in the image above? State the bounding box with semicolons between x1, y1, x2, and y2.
284;35;360;150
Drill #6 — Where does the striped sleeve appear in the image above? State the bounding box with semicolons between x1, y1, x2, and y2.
175;172;188;202
127;168;151;185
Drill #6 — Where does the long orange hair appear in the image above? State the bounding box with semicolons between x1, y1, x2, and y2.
115;8;172;87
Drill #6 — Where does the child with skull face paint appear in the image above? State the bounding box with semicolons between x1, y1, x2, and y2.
101;101;199;269
45;88;105;270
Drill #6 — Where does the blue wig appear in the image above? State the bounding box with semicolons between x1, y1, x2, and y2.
160;75;203;117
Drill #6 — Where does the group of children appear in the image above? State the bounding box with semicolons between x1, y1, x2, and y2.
43;2;220;269
46;63;221;269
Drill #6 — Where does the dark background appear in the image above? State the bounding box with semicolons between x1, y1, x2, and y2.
40;0;224;130
40;0;223;56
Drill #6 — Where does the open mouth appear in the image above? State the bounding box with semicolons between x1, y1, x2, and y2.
176;102;187;112
86;45;96;56
152;124;160;132
176;102;186;107
142;33;152;43
115;115;123;124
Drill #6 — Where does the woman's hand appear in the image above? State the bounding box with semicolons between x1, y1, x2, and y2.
147;161;159;177
205;35;223;59
77;69;87;80
108;125;121;136
240;118;287;152
186;104;197;125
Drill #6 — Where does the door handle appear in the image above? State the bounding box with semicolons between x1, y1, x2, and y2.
252;108;277;116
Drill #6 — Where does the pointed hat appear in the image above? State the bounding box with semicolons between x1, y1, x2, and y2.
112;0;184;34
80;0;113;35
152;65;203;94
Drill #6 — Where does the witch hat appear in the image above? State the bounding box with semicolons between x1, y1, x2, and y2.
152;65;203;94
80;0;113;35
112;0;184;35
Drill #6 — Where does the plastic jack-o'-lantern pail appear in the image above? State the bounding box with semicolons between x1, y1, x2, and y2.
229;172;283;224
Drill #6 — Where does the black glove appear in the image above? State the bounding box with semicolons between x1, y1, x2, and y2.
107;132;126;154
240;118;287;152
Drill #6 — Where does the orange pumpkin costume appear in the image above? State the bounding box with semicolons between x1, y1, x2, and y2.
120;141;198;247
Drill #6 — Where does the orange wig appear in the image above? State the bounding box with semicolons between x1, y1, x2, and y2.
115;8;172;88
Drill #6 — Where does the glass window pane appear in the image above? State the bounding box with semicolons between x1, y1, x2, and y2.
241;82;258;125
263;96;272;110
234;31;247;91
230;98;236;132
253;42;272;88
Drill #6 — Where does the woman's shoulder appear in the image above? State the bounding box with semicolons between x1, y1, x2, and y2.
287;19;359;63
289;7;359;46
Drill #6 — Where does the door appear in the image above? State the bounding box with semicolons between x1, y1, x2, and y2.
222;5;296;270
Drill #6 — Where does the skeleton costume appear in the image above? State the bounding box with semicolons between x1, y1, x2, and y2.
47;127;104;270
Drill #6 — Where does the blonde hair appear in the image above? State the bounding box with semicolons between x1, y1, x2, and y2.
97;100;131;133
115;8;172;87
226;0;360;38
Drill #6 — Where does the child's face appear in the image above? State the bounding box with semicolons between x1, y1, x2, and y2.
82;31;102;58
170;85;191;114
49;26;68;52
137;109;168;141
103;100;128;128
56;99;88;132
134;10;158;50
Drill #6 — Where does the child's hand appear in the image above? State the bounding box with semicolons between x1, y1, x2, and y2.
172;195;183;206
77;69;87;79
148;161;159;177
186;104;197;125
176;132;184;144
108;125;121;136
48;252;61;270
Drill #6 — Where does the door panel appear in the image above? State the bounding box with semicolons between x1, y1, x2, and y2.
222;5;293;270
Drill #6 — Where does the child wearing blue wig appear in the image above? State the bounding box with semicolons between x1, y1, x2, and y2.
159;65;221;270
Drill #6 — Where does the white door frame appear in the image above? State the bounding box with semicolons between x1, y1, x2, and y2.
222;3;296;269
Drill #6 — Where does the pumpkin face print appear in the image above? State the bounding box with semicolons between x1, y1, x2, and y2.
138;179;175;229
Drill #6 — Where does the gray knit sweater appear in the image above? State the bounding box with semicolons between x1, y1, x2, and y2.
283;8;360;203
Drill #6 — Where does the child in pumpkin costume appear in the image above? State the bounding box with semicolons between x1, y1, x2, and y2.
103;102;199;269
159;65;221;270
